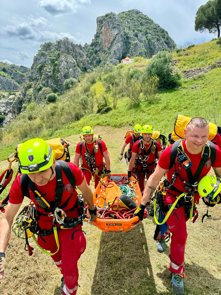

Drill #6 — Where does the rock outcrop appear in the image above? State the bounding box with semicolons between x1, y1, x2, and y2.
0;63;29;91
87;9;176;67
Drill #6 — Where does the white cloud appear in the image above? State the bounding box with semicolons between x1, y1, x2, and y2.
5;17;48;40
6;23;36;40
39;0;91;15
4;17;76;43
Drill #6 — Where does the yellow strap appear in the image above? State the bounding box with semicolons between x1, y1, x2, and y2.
34;190;51;208
153;193;186;225
31;226;60;256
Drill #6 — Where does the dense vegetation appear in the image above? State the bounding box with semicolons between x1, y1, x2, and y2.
0;39;221;160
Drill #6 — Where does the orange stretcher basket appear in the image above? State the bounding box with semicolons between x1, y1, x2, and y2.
90;174;142;232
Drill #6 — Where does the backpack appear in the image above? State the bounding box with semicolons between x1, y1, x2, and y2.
46;138;70;162
152;131;167;149
124;130;134;140
171;114;217;142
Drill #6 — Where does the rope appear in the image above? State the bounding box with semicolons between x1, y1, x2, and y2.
153;193;187;225
31;226;60;256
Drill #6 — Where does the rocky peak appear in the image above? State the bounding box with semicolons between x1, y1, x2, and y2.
87;9;176;67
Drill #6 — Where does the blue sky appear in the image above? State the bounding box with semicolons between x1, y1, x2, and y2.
0;0;214;67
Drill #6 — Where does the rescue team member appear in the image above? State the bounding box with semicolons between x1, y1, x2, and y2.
128;124;162;192
74;126;111;188
134;117;221;294
0;138;97;295
119;124;142;163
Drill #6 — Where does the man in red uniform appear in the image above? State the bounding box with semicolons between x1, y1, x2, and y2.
74;126;111;188
128;124;162;192
0;138;97;295
119;124;142;163
134;117;221;294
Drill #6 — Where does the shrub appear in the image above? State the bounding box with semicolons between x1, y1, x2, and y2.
38;87;53;101
64;78;78;90
145;51;181;90
46;93;58;103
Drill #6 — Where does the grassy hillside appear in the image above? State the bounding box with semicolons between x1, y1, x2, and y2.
0;39;221;161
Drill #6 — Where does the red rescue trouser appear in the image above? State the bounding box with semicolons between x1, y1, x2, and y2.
166;206;187;274
135;171;152;193
82;169;100;188
38;225;86;295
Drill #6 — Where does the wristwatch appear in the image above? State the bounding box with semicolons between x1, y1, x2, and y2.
0;252;5;258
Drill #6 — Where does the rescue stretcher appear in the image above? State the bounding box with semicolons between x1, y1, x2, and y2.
90;174;143;232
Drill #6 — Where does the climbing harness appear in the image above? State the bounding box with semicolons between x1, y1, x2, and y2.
12;162;85;256
151;139;217;226
80;139;104;173
153;192;195;225
135;139;157;172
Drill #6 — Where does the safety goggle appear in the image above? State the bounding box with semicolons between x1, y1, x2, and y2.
19;149;52;172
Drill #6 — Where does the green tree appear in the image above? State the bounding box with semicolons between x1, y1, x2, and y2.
195;0;221;38
144;51;181;90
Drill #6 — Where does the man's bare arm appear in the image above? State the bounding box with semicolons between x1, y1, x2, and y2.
141;165;167;205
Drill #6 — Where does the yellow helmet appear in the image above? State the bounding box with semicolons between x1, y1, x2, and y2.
82;126;94;135
142;124;153;134
198;175;221;200
133;124;142;134
18;138;54;174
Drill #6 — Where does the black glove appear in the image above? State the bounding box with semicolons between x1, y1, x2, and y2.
134;204;146;220
88;206;97;221
88;206;97;215
105;169;111;176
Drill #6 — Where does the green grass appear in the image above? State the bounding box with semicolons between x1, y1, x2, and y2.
174;39;221;70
